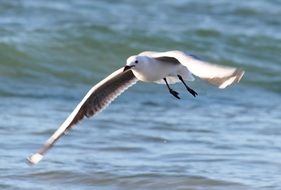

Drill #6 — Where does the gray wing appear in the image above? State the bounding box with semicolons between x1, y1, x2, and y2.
153;56;181;64
27;68;137;165
141;50;244;89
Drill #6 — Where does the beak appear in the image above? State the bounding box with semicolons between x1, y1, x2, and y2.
123;65;134;72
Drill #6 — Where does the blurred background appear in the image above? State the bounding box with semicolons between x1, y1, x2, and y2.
0;0;280;190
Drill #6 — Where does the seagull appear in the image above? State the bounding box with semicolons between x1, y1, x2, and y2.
27;50;244;165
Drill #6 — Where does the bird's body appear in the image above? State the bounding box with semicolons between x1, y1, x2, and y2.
128;55;192;83
27;50;244;165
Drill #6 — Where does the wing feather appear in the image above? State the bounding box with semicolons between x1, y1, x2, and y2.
141;50;244;88
27;68;137;165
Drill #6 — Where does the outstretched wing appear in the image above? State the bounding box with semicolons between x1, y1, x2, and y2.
27;68;137;165
141;50;244;89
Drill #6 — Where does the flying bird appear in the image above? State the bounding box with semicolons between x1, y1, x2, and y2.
27;50;244;165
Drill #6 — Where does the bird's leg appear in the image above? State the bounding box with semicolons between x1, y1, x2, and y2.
177;75;198;97
163;78;180;99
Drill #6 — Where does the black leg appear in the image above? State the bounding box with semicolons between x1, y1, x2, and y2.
177;75;198;97
163;78;180;99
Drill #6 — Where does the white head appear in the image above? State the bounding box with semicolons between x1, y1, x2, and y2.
123;55;148;72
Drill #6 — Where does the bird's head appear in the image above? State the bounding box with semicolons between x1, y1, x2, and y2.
123;55;147;72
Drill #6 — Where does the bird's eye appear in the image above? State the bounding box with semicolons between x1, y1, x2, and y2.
134;60;138;64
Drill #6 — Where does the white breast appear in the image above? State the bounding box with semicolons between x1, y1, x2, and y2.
132;58;182;82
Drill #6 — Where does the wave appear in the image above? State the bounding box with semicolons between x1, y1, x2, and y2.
0;0;280;95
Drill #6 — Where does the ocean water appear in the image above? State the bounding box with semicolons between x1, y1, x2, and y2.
1;0;281;189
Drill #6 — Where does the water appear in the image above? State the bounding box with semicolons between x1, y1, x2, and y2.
1;0;281;189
